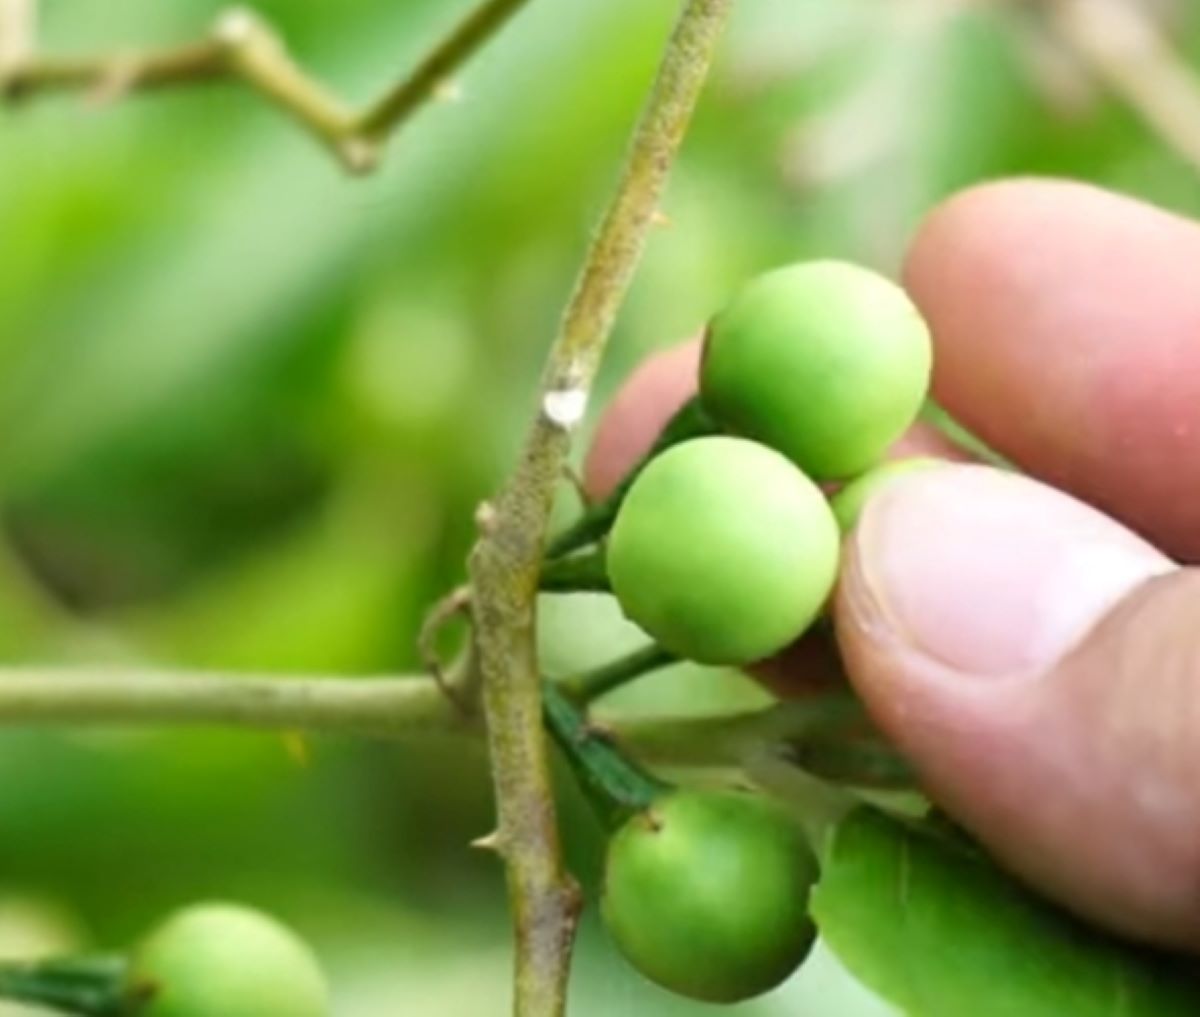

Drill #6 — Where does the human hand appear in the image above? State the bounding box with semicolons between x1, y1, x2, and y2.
584;179;1200;954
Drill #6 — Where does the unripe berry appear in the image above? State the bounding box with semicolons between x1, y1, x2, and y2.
702;261;932;479
127;903;328;1017
602;789;819;1003
607;436;839;665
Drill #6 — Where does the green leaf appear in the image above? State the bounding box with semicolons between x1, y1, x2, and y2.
812;808;1200;1017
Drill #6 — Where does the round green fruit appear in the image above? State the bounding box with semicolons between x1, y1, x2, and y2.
602;789;819;1003
701;260;933;479
830;457;940;531
607;436;839;665
127;904;328;1017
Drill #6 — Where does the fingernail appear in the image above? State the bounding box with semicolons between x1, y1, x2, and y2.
852;465;1174;676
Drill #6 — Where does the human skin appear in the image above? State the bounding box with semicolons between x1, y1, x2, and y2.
583;179;1200;954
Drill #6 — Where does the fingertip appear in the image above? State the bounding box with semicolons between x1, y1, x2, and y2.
583;338;702;499
833;462;1200;951
903;177;1200;559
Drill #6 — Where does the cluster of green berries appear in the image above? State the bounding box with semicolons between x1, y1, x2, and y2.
595;261;934;1002
610;259;934;667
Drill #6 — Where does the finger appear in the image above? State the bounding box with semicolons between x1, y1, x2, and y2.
584;339;702;501
835;463;1200;951
905;178;1200;561
583;340;972;502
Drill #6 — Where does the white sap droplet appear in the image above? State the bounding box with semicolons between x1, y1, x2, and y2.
543;386;587;430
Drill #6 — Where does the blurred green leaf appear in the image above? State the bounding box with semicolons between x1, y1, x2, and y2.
812;809;1200;1017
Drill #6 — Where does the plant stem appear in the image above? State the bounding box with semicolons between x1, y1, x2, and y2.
0;668;468;739
1;0;536;172
357;0;533;140
213;10;370;171
542;682;667;831
1046;0;1200;175
617;694;870;768
467;2;731;1013
782;734;915;790
0;667;906;786
0;0;35;84
537;544;611;593
558;644;676;703
546;395;716;559
0;955;129;1017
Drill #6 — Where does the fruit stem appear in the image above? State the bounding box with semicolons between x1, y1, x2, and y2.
545;396;717;559
543;681;669;830
557;644;676;703
781;734;916;790
0;954;131;1016
538;544;611;593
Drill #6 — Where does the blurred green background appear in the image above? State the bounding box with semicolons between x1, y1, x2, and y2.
1;0;1198;1013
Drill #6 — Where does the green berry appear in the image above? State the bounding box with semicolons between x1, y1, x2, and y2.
602;789;819;1003
127;904;328;1017
607;436;839;665
830;457;941;531
701;260;933;479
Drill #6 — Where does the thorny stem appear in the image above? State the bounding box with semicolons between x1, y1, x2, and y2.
0;0;538;173
466;2;732;1014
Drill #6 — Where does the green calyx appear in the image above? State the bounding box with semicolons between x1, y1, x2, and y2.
542;681;669;831
607;435;840;666
602;787;820;1003
701;260;933;480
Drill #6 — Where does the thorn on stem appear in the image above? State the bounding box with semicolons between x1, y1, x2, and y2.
339;136;381;175
213;7;267;49
475;500;499;534
432;78;463;103
471;830;504;853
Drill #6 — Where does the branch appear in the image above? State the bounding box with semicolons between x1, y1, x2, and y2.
1048;0;1200;174
466;1;732;1014
0;664;908;788
356;0;531;140
0;667;467;739
557;643;674;703
0;0;35;79
0;0;536;173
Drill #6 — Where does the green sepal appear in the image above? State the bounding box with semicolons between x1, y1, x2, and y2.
542;681;670;831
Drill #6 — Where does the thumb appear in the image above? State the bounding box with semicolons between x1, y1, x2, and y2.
835;464;1200;953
